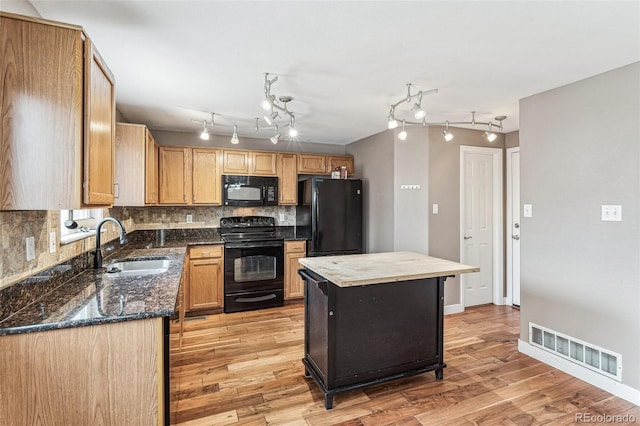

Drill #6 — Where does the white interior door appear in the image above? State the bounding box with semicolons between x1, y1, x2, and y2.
461;151;494;307
507;148;521;306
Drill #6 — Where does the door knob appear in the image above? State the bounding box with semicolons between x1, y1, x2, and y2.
464;236;472;240
512;235;520;240
514;223;520;228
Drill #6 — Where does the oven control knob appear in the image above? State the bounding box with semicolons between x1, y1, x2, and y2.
221;219;229;226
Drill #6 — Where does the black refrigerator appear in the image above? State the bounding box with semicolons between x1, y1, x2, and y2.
296;178;363;256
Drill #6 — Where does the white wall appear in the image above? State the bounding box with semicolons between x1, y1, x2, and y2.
519;62;640;391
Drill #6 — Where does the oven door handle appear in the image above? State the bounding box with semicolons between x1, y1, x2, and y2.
235;294;277;303
225;240;284;249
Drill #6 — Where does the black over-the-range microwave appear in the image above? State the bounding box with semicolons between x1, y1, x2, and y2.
222;175;279;207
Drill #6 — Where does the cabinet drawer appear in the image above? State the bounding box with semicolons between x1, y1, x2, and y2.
189;245;223;259
286;240;307;254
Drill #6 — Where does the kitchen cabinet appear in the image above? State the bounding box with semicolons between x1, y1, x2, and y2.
0;318;165;425
222;149;278;176
0;12;115;209
285;240;306;300
250;151;278;176
278;153;298;205
298;154;327;174
114;123;158;206
328;155;355;177
222;150;250;174
159;147;220;205
187;245;224;311
192;148;221;204
159;147;191;204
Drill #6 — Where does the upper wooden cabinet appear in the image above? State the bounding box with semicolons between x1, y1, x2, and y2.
0;12;115;209
192;149;221;204
222;150;277;176
114;123;158;206
278;153;298;205
327;155;355;177
298;154;326;174
222;150;249;174
159;147;221;205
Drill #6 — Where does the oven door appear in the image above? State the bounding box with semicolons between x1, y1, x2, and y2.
224;240;284;312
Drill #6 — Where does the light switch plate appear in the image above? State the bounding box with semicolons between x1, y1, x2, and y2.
186;214;193;223
49;231;56;253
279;213;285;222
26;236;35;261
432;204;439;214
601;205;622;221
523;204;533;218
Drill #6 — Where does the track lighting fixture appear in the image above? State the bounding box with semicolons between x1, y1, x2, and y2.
230;125;240;145
199;120;210;141
398;120;407;141
270;125;281;144
443;121;454;142
387;84;507;142
261;73;300;140
387;108;398;129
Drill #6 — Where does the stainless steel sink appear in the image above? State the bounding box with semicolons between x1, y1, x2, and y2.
103;257;170;278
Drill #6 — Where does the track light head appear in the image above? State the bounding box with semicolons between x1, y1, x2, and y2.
484;131;497;143
199;121;209;140
443;121;454;142
388;109;398;129
231;125;240;144
271;126;281;144
398;120;407;141
412;103;426;120
261;95;275;111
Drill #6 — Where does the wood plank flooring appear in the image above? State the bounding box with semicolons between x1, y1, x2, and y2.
169;304;639;425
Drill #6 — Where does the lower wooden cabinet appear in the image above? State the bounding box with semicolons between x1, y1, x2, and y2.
186;245;224;311
285;240;307;300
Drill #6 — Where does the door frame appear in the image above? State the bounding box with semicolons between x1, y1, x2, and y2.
506;147;520;306
459;145;504;308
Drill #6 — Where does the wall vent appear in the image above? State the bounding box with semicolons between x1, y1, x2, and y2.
529;323;622;382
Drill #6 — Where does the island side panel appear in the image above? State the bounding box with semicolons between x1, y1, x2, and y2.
331;278;441;388
0;318;163;425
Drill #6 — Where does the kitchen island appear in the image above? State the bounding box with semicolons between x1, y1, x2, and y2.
298;251;479;409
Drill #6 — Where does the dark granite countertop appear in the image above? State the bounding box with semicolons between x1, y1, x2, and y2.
0;227;309;336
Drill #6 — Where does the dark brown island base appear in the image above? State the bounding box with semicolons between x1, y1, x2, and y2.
298;251;479;409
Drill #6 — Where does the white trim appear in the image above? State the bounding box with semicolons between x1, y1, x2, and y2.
519;339;640;405
444;304;464;315
459;146;504;307
505;147;520;307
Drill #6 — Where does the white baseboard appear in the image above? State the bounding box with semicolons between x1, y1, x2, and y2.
444;304;464;315
518;339;640;406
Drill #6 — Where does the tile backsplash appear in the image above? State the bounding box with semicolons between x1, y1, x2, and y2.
0;205;295;290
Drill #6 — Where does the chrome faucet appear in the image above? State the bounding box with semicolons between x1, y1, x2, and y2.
93;217;128;269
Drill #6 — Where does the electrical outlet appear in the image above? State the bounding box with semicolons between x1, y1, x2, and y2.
49;231;56;253
279;213;285;222
26;236;35;261
186;214;193;223
523;204;533;218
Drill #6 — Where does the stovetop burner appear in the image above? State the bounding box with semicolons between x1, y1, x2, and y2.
220;216;278;242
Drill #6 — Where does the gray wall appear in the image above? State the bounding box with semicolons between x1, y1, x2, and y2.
151;130;346;155
519;62;639;390
505;131;520;148
428;126;506;305
346;131;395;253
0;0;40;16
393;126;429;253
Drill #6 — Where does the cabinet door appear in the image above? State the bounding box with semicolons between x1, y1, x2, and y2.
222;150;249;174
83;39;115;205
250;151;277;176
298;154;326;174
192;148;220;204
114;123;145;207
327;156;355;177
285;241;306;300
278;153;298;205
188;258;223;310
159;147;191;204
145;130;159;204
0;16;83;210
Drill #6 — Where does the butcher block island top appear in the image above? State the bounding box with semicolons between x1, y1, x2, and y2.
298;251;479;287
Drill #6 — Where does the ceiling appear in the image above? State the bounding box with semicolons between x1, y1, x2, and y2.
27;1;640;145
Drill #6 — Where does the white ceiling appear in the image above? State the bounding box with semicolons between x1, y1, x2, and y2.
28;1;640;145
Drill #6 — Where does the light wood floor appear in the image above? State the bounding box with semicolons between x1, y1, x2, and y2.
169;304;639;425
